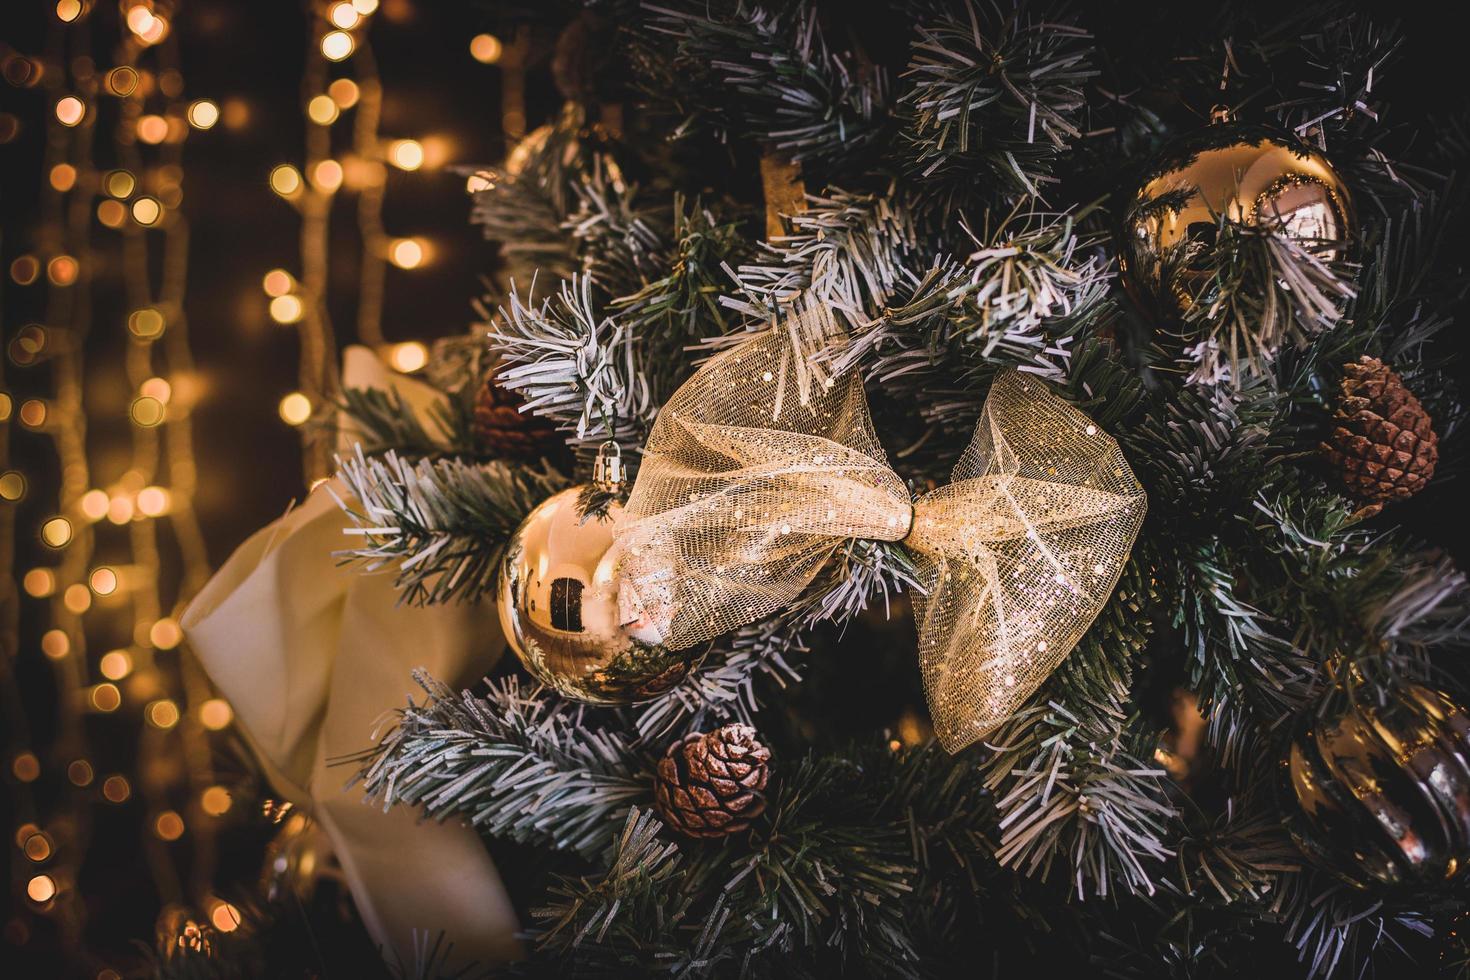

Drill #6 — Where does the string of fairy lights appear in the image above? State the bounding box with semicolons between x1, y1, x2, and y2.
2;0;244;965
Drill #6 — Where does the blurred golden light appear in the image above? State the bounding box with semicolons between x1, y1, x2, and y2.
0;471;25;500
329;1;360;29
41;517;73;548
387;138;424;171
269;163;303;197
140;377;172;403
389;341;429;373
131;196;163;226
49;164;77;191
41;629;70;659
56;0;83;22
55;96;84;127
104;170;135;197
48;255;79;286
128;307;165;338
321;30;354;62
100;650;133;680
105;65;138;97
23;568;56;598
187;99;219;129
91;683;122;712
22;831;52;861
388;237;424;269
311;158;344;192
328;77;359;108
148;699;181;729
268;294;304;324
27;875;57;904
136;114;168;144
11;254;41;283
130;394;166;427
13;753;41;782
278;392;312;426
262;268;294;296
0;392;9;421
352;0;379;13
89;567;119;596
125;5;168;43
470;33;503;64
201;785;233;816
79;489;109;521
210;901;242;932
97;199;127;228
199;698;233;730
102;774;131;802
137;485;171;516
155;811;185;841
465;170;495;193
107;493;135;525
307;94;339;125
67;759;93;786
63;583;91;613
150;618;183;650
19;400;48;428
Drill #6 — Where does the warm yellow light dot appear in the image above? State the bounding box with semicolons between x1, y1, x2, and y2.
23;568;56;598
48;255;79;286
307;94;339;126
67;759;94;786
321;30;354;62
0;471;25;500
262;269;294;296
155;811;185;841
22;831;52;861
124;5;165;41
41;629;70;659
108;494;135;525
105;65;139;97
100;650;133;680
102;774;131;802
389;340;429;373
41;517;73;548
55;96;84;126
131;196;162;226
0;392;9;420
80;488;109;521
136;114;168;144
97;199;127;228
352;0;378;14
10;256;39;286
311;158;344;192
19;399;47;428
199;698;233;731
150;618;183;650
187;99;219;129
137;486;171;516
388;238;424;269
148;699;180;729
130;395;166;427
328;77;360;108
210;900;242;932
270;163;302;197
269;294;304;324
90;567;118;596
104;170;135;198
63;583;91;613
278;391;312;426
27;874;57;904
91;683;122;712
201;786;232;816
129;307;166;338
13;752;41;782
140;377;172;404
56;0;83;22
470;33;503;64
465;170;495;193
387;138;424;171
50;163;77;191
329;1;360;29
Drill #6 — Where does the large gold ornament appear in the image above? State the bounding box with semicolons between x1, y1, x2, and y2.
1119;123;1353;317
497;482;703;705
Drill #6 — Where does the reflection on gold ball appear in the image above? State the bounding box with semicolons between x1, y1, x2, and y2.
497;487;702;704
1120;124;1352;317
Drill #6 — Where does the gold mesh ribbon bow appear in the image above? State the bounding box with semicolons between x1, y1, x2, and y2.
615;330;1146;752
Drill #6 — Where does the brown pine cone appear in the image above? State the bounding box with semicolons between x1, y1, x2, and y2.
654;725;771;839
1321;356;1438;504
472;370;560;461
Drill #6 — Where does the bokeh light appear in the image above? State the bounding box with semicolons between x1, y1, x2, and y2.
470;33;503;64
278;392;312;426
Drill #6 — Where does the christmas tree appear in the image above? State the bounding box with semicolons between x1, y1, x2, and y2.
212;1;1470;976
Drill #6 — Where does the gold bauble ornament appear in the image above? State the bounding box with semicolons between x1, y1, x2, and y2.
1119;122;1353;317
497;471;702;704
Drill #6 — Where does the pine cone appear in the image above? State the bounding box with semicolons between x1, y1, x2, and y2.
1321;356;1438;504
654;725;771;839
472;370;559;461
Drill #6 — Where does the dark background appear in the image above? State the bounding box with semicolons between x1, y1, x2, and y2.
2;0;1466;975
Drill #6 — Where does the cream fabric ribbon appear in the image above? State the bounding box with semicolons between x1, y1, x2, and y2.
616;330;1147;752
181;346;521;967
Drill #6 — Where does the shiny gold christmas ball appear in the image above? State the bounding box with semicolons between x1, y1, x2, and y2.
496;486;702;704
1119;124;1353;316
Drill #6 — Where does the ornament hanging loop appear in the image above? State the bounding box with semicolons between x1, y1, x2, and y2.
594;440;623;490
1209;104;1234;125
